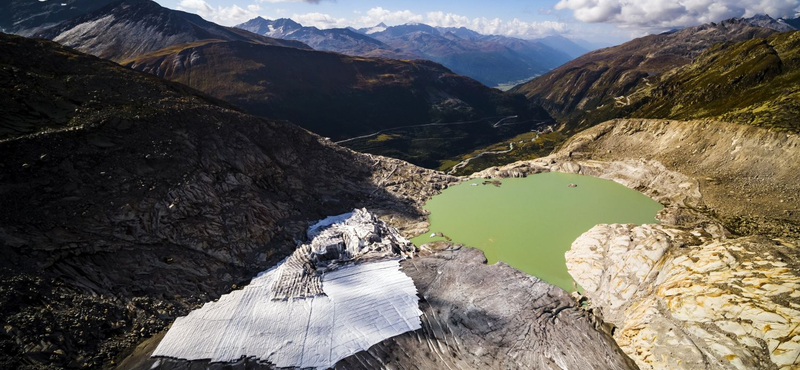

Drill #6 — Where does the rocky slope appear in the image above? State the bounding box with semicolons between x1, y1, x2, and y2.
471;117;800;369
0;0;120;36
512;17;777;130
0;32;638;370
27;0;308;62
0;33;456;369
118;233;638;370
123;39;550;167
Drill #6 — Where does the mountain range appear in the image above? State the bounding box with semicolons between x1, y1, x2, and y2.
20;0;309;62
236;17;588;86
1;0;549;168
236;17;414;59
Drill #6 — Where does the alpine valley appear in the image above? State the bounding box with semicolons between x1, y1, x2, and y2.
1;0;799;369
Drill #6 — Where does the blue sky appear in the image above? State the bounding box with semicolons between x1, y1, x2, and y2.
155;0;800;44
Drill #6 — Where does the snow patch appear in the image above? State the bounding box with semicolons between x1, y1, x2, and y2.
365;26;387;34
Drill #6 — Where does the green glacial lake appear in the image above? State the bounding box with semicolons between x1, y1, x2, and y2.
411;172;663;291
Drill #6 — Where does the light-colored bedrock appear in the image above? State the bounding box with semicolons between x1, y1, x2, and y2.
567;224;800;370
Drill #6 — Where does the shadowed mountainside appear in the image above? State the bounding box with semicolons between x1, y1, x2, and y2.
0;33;456;368
123;39;551;167
24;0;309;62
512;17;777;130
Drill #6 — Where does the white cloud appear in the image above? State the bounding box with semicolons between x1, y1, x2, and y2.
426;11;569;38
358;7;425;26
291;8;426;30
290;12;351;28
288;7;568;39
554;0;800;30
178;0;258;26
259;0;323;3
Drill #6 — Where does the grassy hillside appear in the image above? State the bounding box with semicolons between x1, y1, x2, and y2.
512;18;776;131
630;31;800;131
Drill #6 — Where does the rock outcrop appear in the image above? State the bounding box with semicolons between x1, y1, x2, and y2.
471;117;800;369
118;244;639;370
568;224;800;370
269;209;414;300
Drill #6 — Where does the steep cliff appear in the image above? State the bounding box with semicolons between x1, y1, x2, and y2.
568;224;799;370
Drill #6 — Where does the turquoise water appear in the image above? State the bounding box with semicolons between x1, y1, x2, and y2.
411;172;663;291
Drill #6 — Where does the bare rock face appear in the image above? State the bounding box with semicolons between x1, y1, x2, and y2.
473;157;702;210
471;118;800;370
567;224;800;370
333;246;638;370
558;118;800;237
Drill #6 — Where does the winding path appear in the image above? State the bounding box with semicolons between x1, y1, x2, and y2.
335;116;518;144
447;142;515;175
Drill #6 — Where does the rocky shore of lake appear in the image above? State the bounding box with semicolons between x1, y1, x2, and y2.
470;118;800;369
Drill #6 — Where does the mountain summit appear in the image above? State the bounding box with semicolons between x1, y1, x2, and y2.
3;0;309;62
235;17;408;58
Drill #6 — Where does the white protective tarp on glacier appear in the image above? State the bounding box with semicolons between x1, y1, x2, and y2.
151;258;422;369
